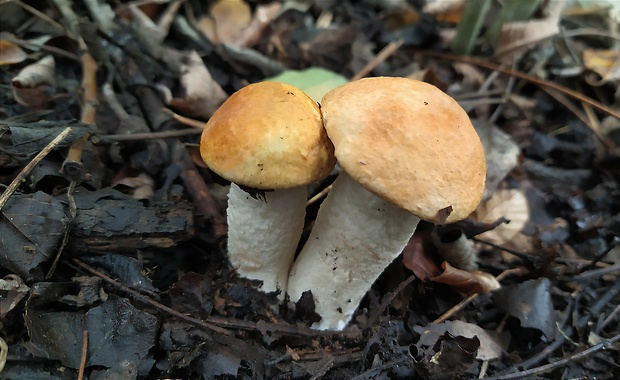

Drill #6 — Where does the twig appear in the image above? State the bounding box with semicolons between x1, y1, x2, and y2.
0;127;73;210
71;258;363;340
352;39;404;81
433;267;527;324
71;258;232;336
46;179;77;279
570;263;620;282
53;0;100;179
482;333;620;380
77;330;88;380
162;108;207;129
92;128;202;145
306;183;333;206
365;274;417;328
309;356;335;380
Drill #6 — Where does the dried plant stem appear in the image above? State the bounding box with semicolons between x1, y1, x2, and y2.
482;333;620;380
92;128;202;145
77;330;88;380
0;127;73;210
162;108;206;129
0;336;7;373
62;49;98;178
352;39;404;81
433;267;527;324
52;0;100;178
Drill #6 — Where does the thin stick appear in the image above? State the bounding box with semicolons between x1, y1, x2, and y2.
306;183;333;206
482;333;620;380
352;39;404;81
433;267;527;324
72;258;231;336
162;108;207;129
0;127;73;210
92;128;203;145
77;330;88;380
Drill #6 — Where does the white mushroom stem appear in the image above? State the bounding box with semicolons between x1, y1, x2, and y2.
227;183;306;293
287;172;420;330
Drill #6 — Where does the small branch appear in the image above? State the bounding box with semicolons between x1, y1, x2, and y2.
352;39;404;81
482;333;620;380
71;258;232;336
0;127;73;210
92;128;202;145
77;330;88;380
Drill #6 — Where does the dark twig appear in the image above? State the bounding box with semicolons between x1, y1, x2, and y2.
365;274;417;328
482;333;620;380
91;128;202;145
71;258;232;336
0;127;73;210
72;258;363;340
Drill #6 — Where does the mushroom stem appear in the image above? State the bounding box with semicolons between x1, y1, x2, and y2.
287;172;420;330
227;183;306;293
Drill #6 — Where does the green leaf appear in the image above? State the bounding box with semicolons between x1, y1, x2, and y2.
450;0;492;55
265;67;349;102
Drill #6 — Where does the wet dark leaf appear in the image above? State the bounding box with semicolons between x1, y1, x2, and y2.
83;254;158;295
0;191;69;280
168;271;212;317
25;296;158;377
0;120;94;167
493;278;556;341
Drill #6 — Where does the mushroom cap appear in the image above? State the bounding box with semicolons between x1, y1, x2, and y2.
201;81;336;190
321;77;486;224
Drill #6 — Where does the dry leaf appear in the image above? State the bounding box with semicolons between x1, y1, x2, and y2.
471;188;529;246
402;231;442;280
430;262;500;295
199;0;251;45
423;0;466;24
414;320;507;361
583;48;620;84
0;274;30;319
167;51;227;119
11;55;56;109
494;0;565;63
113;173;155;201
0;39;27;65
235;2;282;48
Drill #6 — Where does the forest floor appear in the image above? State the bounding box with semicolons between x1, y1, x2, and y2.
1;0;619;379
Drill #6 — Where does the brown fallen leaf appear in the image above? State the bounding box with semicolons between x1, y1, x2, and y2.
0;39;27;65
198;0;251;45
583;48;620;85
167;51;227;119
235;2;282;48
471;188;529;246
494;0;564;63
430;262;500;295
11;55;56;109
402;231;442;280
113;173;155;201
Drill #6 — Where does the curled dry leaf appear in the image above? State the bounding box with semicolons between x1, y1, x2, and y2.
113;173;155;201
11;55;56;109
0;274;30;318
402;231;442;280
430;262;500;295
0;39;27;65
167;51;227;119
583;48;620;85
471;188;530;246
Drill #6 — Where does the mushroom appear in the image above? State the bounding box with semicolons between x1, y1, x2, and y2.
200;81;335;293
287;77;486;330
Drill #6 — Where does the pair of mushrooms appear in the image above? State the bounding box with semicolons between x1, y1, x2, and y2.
200;77;486;331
